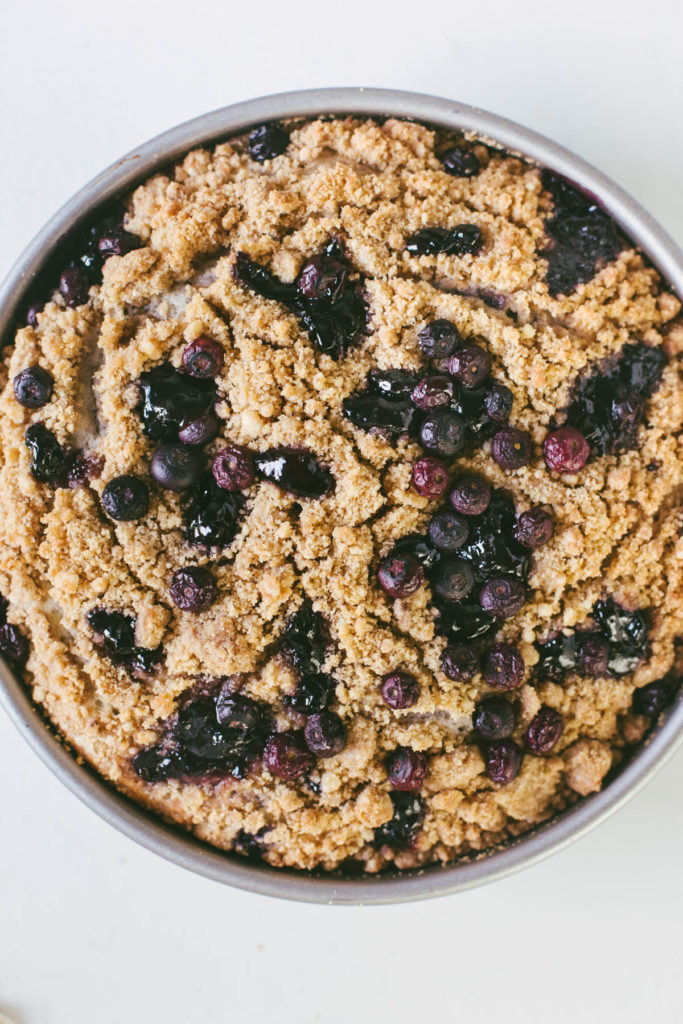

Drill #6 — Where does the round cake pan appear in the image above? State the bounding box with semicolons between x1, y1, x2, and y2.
1;88;682;905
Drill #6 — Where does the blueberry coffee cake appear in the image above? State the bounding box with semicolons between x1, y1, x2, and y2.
1;116;681;872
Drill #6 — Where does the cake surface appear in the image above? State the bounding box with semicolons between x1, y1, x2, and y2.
1;115;681;872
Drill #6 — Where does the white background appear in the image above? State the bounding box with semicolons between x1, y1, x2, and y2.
1;1;682;1021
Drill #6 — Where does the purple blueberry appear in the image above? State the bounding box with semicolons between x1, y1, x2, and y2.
304;711;347;758
184;472;245;548
59;266;90;307
575;634;610;677
297;255;348;302
473;696;516;740
410;375;454;410
524;706;564;755
381;671;420;710
441;145;480;177
377;552;424;599
479;578;525;618
411;457;449;498
254;448;333;499
491;427;532;470
482;643;525;689
405;225;484;257
484;739;522;783
543;426;590;473
177;410;220;447
248;123;290;162
418;319;461;359
170;566;218;612
13;366;53;409
263;730;313;780
433;557;475;602
387;747;428;792
0;622;29;668
96;226;139;259
441;643;479;681
182;337;224;379
484;383;514;423
448;343;491;388
515;507;554;548
427;509;469;552
450;475;491;516
101;475;149;521
150;443;202;491
633;679;674;716
212;444;255;492
419;409;466;458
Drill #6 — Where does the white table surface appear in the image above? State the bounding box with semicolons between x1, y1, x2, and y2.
1;1;682;1020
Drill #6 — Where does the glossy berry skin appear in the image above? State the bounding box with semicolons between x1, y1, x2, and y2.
377;552;424;599
411;457;449;498
484;739;522;783
304;711;347;758
484;384;514;423
543;426;590;473
137;362;217;441
248;123;290;162
297;255;348;302
150;443;202;491
427;509;469;552
491;427;532;470
169;566;218;612
480;578;526;618
0;622;30;668
101;475;150;521
473;696;516;741
59;266;90;307
441;642;479;681
263;731;313;781
524;706;564;755
87;609;162;678
515;507;554;548
450;475;491;516
382;671;420;710
212;444;255;491
97;226;139;258
373;792;425;849
448;343;491;388
441;145;480;177
405;225;484;257
418;319;461;359
411;375;454;410
184;472;245;548
433;557;475;602
386;747;428;792
254;448;333;499
182;337;224;379
13;366;54;408
575;634;610;677
633;680;674;716
419;409;466;458
177;410;220;447
482;643;525;689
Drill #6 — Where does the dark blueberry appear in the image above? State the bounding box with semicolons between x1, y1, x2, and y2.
450;475;491;516
214;692;269;758
419;409;466;457
575;634;610;677
169;566;218;612
405;225;484;257
455;493;530;582
440;642;479;681
382;671;420;710
24;423;68;485
87;609;162;677
448;344;491;388
304;711;347;758
132;745;177;782
525;706;564;755
101;475;150;521
13;366;53;409
535;631;578;681
297;255;348;302
0;622;29;668
182;337;224;379
479;578;525;618
368;368;420;399
410;375;454;410
441;145;480;177
212;444;255;491
450;386;496;442
233;828;268;860
26;305;40;327
281;600;327;675
377;552;424;599
593;598;649;675
59;266;90;307
67;452;104;488
386;747;428;792
393;533;441;571
183;472;245;548
484;383;514;423
473;696;516;741
136;363;216;441
254;447;333;498
484;739;522;784
263;730;313;780
543;426;590;473
491;427;532;470
632;679;675;716
373;791;425;849
177;697;237;761
427;509;469;552
515;507;554;548
343;394;417;437
418;319;461;359
433;557;475;602
564;342;666;455
482;643;525;689
150;443;202;492
96;226;140;259
248;122;290;162
411;457;449;498
177;410;220;447
541;170;623;295
285;672;334;715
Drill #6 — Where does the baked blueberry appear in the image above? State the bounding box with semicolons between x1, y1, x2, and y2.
632;679;675;716
382;671;420;709
411;457;449;498
482;643;524;689
440;642;479;681
575;634;610;676
525;706;564;754
297;254;348;302
304;711;347;757
373;792;425;849
515;507;554;548
87;609;162;677
13;366;53;408
479;578;525;618
450;475;491;516
411;375;454;410
263;731;313;780
377;552;424;598
448;344;491;388
433;557;475;602
182;337;224;379
543;426;590;473
170;566;218;612
484;739;522;783
441;145;480;177
248;123;290;162
183;472;245;548
212;444;255;491
0;622;30;668
254;448;333;498
419;409;466;457
484;383;514;423
491;427;532;470
150;444;202;491
418;319;461;359
427;509;469;552
405;225;483;257
101;475;150;521
177;410;220;447
24;424;68;485
59;266;90;307
473;696;516;740
386;747;428;791
137;362;217;441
